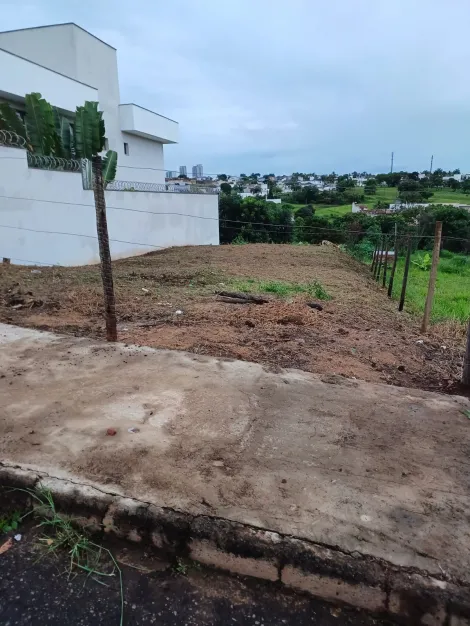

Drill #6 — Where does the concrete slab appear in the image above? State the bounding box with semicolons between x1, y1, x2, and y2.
1;323;470;584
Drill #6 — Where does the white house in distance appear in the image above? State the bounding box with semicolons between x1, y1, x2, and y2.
0;22;178;183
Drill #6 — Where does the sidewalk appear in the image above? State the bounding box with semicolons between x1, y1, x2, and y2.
1;324;470;621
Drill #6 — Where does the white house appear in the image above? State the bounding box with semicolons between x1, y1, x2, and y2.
0;22;178;183
0;23;219;266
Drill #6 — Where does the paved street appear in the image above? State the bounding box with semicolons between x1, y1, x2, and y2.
0;526;394;626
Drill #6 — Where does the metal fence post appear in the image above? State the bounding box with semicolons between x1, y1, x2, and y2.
92;155;117;342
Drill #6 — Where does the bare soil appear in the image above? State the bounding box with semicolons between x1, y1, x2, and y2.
0;244;465;393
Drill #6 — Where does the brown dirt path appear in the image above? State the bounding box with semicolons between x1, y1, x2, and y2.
0;244;464;393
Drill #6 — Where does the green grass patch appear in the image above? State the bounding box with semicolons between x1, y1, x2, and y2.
390;251;470;322
364;186;470;208
229;278;332;300
0;510;22;534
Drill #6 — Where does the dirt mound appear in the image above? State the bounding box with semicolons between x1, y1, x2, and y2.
0;244;465;394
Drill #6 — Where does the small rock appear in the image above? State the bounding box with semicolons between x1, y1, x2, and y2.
14;534;22;542
30;270;42;274
281;478;287;484
175;310;183;315
142;288;149;293
337;328;349;335
416;339;424;344
106;428;117;436
245;320;255;328
212;460;224;467
29;429;35;435
128;427;140;434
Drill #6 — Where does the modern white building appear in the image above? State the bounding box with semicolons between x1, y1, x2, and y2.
0;22;178;183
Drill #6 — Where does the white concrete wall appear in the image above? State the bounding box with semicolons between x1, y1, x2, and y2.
0;48;98;114
0;25;78;79
0;146;219;266
119;104;179;144
119;133;164;184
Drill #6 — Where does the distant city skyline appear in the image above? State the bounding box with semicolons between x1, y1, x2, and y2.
192;164;203;179
179;165;187;177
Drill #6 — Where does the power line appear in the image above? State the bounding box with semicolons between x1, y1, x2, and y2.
0;194;469;242
0;224;166;250
2;220;468;247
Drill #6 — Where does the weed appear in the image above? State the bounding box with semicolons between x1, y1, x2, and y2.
310;280;331;300
0;510;22;534
232;234;247;245
174;557;188;575
173;557;201;575
411;253;431;271
15;487;124;626
230;278;331;300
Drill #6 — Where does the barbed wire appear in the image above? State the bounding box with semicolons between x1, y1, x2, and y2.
26;153;82;172
0;130;27;149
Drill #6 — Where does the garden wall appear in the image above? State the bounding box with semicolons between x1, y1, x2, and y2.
0;146;219;266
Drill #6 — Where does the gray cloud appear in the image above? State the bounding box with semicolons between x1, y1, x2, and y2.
2;0;470;175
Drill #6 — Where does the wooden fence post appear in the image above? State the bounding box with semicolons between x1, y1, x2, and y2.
371;242;378;273
463;320;470;387
398;237;412;312
420;221;442;333
375;235;385;281
382;236;390;288
92;156;117;342
387;241;399;298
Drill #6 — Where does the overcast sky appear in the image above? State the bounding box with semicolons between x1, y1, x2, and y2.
2;0;470;176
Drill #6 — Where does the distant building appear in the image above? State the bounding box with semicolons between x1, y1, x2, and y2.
166;170;178;179
179;165;187;176
192;164;203;179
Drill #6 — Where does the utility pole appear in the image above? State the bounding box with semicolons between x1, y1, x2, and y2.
92;155;117;342
430;154;434;175
390;151;394;174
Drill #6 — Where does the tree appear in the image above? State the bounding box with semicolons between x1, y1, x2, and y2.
462;179;470;194
296;204;316;219
0;93;117;184
217;174;228;181
446;177;461;191
336;175;355;193
364;178;377;195
397;177;433;204
220;182;232;194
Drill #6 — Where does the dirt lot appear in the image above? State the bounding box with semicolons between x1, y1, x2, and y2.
0;244;465;393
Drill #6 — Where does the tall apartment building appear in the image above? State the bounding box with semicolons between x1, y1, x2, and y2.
192;164;203;179
179;165;187;176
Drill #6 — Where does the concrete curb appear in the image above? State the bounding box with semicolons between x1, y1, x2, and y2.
2;462;470;625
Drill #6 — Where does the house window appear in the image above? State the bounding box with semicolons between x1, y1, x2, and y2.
124;142;129;155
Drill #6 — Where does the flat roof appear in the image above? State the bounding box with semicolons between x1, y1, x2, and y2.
119;103;178;125
0;22;116;51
